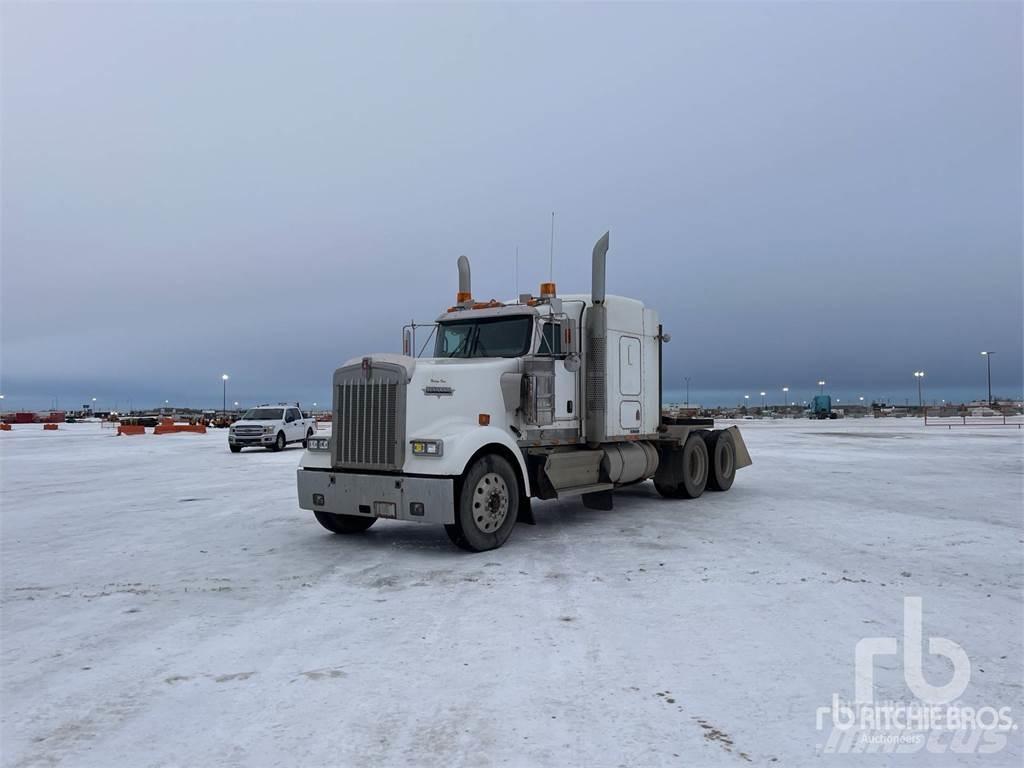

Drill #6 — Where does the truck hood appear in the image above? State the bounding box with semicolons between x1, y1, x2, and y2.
406;356;522;438
231;420;278;428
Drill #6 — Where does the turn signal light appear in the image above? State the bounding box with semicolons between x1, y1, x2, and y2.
478;413;490;426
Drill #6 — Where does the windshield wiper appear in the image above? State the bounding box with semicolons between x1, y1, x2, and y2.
448;328;475;357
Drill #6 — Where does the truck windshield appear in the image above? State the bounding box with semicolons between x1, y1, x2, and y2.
434;316;532;358
243;408;283;420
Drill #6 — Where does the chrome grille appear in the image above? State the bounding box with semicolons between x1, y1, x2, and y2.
332;363;406;470
234;425;265;437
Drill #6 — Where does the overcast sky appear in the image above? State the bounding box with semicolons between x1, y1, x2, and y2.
1;1;1021;409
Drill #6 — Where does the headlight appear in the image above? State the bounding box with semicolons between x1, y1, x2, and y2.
264;426;275;434
307;437;330;451
410;439;444;457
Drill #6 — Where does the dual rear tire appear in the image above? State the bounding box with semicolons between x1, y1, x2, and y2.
654;429;736;499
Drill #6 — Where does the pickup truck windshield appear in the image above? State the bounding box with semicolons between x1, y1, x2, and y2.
434;316;532;358
243;408;283;420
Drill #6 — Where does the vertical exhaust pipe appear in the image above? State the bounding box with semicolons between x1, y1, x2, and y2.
591;231;609;305
585;231;610;445
457;255;472;305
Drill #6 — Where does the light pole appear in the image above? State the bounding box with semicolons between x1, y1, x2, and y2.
744;394;750;411
913;371;924;410
981;351;994;405
221;374;230;416
684;377;690;407
782;386;789;409
760;391;766;409
818;380;826;395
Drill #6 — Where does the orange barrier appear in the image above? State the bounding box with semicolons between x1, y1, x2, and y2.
43;423;59;431
118;425;146;436
0;424;11;431
153;423;207;435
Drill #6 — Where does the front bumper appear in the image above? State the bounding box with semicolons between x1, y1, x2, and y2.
297;468;455;524
230;433;276;445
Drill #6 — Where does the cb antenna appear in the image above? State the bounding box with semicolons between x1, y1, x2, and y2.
549;211;555;282
515;245;519;296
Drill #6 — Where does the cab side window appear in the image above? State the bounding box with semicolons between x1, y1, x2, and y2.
538;322;562;355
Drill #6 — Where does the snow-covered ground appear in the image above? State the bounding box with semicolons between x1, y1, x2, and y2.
2;420;1021;767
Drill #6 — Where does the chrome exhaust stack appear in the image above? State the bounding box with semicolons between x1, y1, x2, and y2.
585;231;610;445
456;255;472;307
591;231;609;305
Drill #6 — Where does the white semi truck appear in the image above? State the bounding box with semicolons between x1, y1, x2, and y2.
297;232;751;551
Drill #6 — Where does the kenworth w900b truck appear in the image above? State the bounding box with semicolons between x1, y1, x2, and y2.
297;232;751;551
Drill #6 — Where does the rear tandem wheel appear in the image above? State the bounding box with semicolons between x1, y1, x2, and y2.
654;432;709;499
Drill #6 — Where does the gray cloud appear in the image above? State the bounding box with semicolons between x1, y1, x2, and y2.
2;1;1020;409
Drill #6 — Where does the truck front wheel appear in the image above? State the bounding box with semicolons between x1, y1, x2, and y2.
270;431;285;452
314;511;377;534
445;454;519;552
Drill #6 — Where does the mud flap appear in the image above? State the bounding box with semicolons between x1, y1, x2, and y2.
725;426;753;469
517;497;536;525
581;490;614;511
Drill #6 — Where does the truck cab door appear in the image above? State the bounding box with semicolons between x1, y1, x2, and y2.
285;409;301;441
539;318;579;428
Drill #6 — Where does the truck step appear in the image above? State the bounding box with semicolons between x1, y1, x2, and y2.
552;482;614;499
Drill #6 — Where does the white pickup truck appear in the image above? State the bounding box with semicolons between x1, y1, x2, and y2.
229;404;316;453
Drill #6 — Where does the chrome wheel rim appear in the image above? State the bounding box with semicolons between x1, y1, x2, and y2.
472;472;509;533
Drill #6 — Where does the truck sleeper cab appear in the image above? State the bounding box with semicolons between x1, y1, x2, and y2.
297;233;751;551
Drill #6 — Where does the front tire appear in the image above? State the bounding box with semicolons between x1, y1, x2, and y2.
314;511;377;534
229;444;242;453
445;454;519;552
270;431;286;452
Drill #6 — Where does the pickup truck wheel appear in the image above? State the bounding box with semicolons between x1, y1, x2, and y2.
229;444;242;453
703;429;736;492
445;454;519;552
314;511;377;534
303;428;313;448
270;431;285;452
